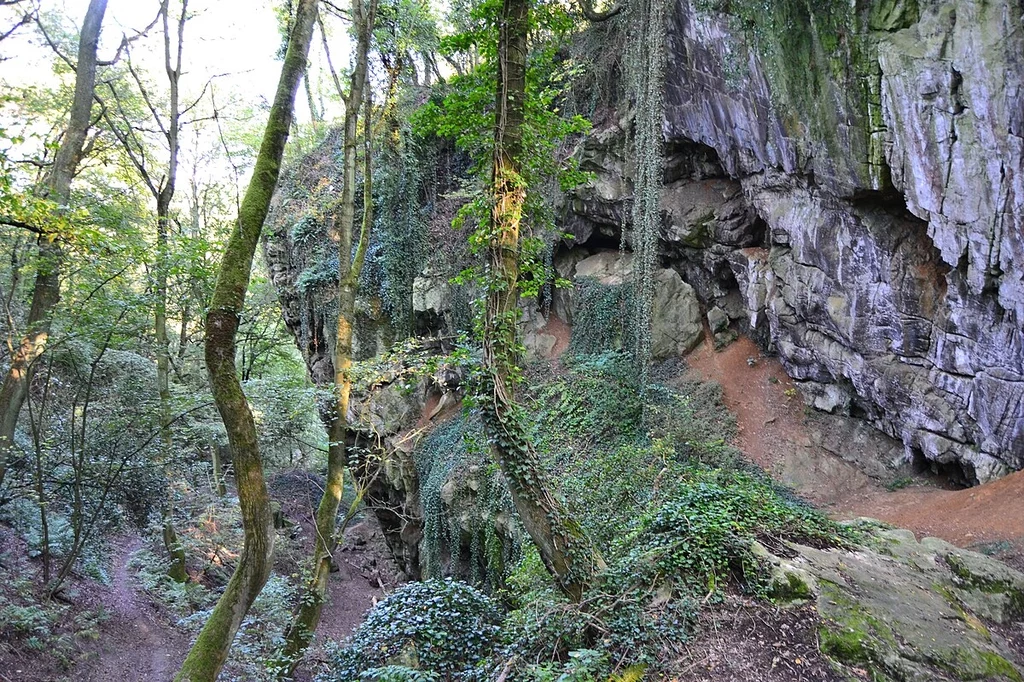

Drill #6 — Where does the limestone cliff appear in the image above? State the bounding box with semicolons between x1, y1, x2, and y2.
568;0;1024;483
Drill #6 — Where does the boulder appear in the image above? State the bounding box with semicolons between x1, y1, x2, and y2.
570;251;703;358
758;522;1024;681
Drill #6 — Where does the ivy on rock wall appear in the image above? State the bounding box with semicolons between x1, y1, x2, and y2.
623;0;670;385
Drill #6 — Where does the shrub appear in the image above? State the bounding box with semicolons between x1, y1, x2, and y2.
322;579;503;681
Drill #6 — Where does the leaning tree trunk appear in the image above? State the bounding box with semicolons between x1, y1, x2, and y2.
480;0;602;602
173;1;318;680
274;0;377;674
0;0;108;491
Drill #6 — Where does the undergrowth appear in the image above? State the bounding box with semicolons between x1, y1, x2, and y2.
327;351;848;680
128;494;303;681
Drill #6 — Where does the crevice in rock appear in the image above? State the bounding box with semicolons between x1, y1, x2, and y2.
909;446;971;490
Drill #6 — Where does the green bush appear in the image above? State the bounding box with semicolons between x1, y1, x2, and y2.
322;579;502;681
613;465;841;596
360;666;441;682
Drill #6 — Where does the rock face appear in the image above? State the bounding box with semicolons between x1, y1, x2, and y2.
563;251;703;358
759;521;1024;681
568;0;1024;483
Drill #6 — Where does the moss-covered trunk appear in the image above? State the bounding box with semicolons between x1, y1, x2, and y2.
173;1;318;679
0;0;107;491
274;0;377;674
481;0;601;602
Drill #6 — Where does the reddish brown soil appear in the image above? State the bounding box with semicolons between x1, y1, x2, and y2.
76;535;189;682
686;335;1024;554
274;472;402;681
295;518;401;681
541;314;572;359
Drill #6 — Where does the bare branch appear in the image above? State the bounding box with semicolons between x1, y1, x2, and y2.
0;7;32;43
34;16;74;69
317;10;347;103
97;7;161;65
0;217;42;234
127;52;168;137
95;88;159;196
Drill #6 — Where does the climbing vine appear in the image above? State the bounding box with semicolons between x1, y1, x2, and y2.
365;126;431;337
622;0;670;385
415;416;519;586
567;277;636;357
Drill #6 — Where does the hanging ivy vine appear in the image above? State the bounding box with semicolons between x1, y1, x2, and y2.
414;415;519;586
622;0;669;386
364;126;431;338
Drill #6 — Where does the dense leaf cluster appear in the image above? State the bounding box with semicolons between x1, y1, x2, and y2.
323;579;503;681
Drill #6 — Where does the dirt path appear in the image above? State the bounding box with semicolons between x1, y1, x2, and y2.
268;470;401;681
309;520;393;648
78;535;188;682
686;335;1024;553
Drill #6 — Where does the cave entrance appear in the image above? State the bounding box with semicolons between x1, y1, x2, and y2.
909;446;972;490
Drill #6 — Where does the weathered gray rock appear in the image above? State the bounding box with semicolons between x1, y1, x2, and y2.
566;0;1024;483
756;523;1024;681
569;251;704;358
521;304;558;360
412;270;450;316
652;267;703;357
707;306;729;335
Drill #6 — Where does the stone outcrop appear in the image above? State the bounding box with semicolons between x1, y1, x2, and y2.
567;0;1024;483
570;251;704;358
757;520;1024;681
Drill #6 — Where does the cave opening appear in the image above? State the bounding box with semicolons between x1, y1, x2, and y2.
909;446;972;490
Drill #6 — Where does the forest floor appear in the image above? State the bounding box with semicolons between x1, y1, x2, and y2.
272;470;401;681
685;334;1024;569
75;535;189;682
6;332;1024;681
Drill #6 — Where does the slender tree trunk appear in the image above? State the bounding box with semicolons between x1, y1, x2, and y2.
173;2;318;679
480;0;601;602
163;517;187;582
155;0;187;583
274;1;377;674
0;0;107;491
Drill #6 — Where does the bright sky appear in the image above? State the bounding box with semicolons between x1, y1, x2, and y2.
0;0;351;206
2;0;285;110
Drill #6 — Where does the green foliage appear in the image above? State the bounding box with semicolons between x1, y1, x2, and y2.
322;579;503;681
130;540;212;614
360;666;441;682
610;465;841;596
416;352;847;673
411;0;592;348
415;415;518;584
0;589;109;669
566;280;636;358
243;373;326;468
530;352;643;452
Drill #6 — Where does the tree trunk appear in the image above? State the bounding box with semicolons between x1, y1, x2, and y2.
163;517;188;582
274;0;377;674
173;1;318;679
480;0;601;602
0;0;107;491
154;0;187;583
